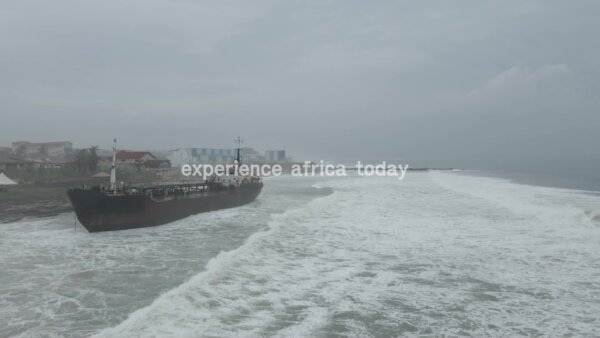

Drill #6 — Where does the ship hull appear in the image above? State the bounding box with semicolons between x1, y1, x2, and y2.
67;183;262;232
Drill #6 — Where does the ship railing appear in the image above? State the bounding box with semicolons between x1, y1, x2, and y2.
120;178;260;197
125;182;211;196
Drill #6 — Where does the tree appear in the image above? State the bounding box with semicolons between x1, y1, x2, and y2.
89;146;99;172
75;149;89;173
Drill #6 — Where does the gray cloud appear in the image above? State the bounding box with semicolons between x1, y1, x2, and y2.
1;0;598;170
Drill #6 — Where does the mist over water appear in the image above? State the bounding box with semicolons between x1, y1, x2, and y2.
2;172;600;337
2;1;599;336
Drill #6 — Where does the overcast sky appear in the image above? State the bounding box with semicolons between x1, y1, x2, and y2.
1;0;598;169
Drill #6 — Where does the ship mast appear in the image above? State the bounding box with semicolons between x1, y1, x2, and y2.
110;138;117;195
234;136;243;166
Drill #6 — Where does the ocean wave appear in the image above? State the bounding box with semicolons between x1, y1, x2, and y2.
430;171;600;228
94;185;340;338
4;174;600;337
96;173;600;336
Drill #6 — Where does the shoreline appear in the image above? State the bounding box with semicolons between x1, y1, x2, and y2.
461;169;600;194
1;200;72;224
0;185;72;223
5;168;598;224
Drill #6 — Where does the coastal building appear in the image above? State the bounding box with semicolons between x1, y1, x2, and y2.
168;147;287;166
0;155;74;170
168;148;236;167
142;159;171;169
12;141;73;159
116;151;156;164
240;148;265;162
0;155;34;170
265;150;286;163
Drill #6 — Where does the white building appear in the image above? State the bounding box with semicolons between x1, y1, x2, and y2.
12;141;73;158
265;150;286;163
168;148;236;167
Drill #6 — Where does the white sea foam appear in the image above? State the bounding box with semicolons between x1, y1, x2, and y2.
94;172;600;337
3;172;600;337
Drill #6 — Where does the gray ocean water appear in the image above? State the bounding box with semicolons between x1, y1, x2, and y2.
2;172;600;337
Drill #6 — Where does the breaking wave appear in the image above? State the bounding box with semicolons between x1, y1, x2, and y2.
95;172;600;337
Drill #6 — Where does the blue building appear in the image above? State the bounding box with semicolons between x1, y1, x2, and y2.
265;150;286;163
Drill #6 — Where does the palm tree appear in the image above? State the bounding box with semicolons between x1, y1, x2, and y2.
89;146;99;172
75;149;88;173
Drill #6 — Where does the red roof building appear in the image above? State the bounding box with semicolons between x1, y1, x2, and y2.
116;151;156;163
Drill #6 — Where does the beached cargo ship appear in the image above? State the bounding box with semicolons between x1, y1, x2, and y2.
67;139;262;232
